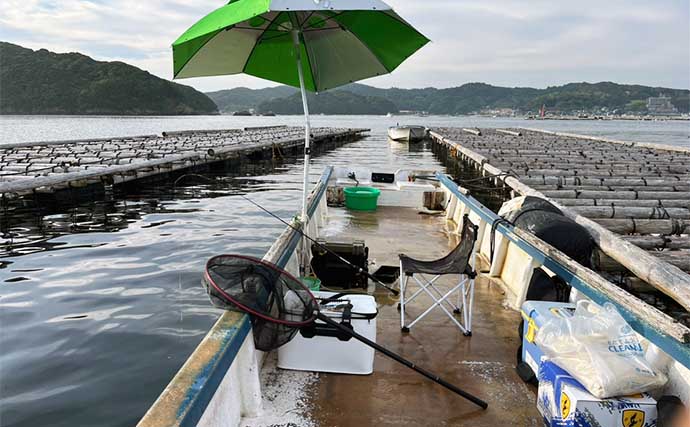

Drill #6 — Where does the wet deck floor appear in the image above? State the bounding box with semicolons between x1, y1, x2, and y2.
310;206;542;426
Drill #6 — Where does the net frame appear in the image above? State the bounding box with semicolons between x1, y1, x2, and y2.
203;254;317;325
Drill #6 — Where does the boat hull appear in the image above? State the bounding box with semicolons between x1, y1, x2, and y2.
140;165;690;427
387;126;427;142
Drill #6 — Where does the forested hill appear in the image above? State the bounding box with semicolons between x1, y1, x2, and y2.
211;82;690;115
206;86;298;113
258;90;398;115
0;42;218;115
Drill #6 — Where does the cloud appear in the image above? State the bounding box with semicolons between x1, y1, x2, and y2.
1;0;688;91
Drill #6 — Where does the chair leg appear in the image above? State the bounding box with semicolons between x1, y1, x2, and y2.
423;275;461;313
459;280;468;332
455;279;462;314
398;272;472;336
466;278;475;335
399;261;408;332
406;276;430;305
407;276;457;314
409;282;466;332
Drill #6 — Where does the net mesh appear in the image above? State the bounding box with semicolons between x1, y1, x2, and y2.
202;255;317;351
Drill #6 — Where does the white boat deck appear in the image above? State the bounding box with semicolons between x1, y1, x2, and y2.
138;165;690;427
289;206;541;426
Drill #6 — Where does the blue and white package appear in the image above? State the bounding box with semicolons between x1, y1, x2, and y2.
537;360;657;427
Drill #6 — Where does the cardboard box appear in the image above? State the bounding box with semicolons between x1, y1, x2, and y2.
537;360;657;427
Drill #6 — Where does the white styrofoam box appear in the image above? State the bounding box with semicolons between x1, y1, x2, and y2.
277;291;377;375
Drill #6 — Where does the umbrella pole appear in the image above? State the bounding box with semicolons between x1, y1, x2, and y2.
291;26;313;276
291;28;311;224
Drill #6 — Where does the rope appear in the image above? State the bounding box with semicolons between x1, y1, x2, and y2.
489;217;513;264
653;205;670;220
672;219;689;235
172;173;219;194
660;236;669;250
456;171;518;184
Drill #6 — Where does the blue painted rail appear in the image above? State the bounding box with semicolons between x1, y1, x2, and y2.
437;172;690;370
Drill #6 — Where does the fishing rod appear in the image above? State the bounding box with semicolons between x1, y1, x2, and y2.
241;195;400;296
171;174;399;295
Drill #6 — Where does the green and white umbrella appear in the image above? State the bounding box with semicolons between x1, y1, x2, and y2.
173;0;429;220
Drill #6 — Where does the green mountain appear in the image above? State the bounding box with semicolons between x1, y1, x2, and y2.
346;82;689;115
210;82;689;115
0;42;218;115
525;82;689;114
206;86;298;113
257;90;398;115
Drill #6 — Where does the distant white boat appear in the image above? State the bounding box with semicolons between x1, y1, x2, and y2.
387;125;427;142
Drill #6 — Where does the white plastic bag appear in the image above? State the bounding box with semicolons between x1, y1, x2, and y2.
535;300;668;398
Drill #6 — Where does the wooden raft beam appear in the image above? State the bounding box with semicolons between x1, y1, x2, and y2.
519;127;690;154
591;219;690;235
595;249;690;273
430;129;690;312
568;206;690;219
552;198;690;208
620;235;690;250
0;127;368;196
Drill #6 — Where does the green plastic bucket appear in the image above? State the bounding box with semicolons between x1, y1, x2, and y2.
300;277;321;292
344;186;381;211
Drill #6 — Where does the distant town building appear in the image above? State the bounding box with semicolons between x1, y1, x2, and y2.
646;95;679;115
478;108;516;117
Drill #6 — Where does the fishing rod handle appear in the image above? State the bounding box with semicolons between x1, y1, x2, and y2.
316;313;488;409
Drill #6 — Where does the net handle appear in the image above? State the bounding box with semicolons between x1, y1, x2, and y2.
315;312;489;409
204;254;317;327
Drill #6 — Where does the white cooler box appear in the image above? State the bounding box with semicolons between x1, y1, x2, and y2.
278;291;378;375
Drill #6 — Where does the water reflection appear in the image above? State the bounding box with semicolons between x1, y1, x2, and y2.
0;117;685;427
0;159;292;258
0;128;447;427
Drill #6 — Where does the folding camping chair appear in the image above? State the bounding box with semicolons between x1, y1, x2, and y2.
398;214;479;336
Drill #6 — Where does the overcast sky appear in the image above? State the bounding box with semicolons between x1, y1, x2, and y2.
1;0;688;92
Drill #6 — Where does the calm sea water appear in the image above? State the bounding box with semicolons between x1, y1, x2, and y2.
0;115;687;427
1;115;689;146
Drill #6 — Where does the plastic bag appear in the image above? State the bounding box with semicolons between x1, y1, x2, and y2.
535;300;668;398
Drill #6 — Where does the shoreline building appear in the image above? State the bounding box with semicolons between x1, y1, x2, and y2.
646;95;679;116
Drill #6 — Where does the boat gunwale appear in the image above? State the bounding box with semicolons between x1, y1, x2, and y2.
437;172;690;370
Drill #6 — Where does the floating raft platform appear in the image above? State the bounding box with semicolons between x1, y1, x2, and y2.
429;127;690;314
0;126;368;196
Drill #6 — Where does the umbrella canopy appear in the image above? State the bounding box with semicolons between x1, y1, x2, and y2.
173;0;428;227
172;0;429;92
